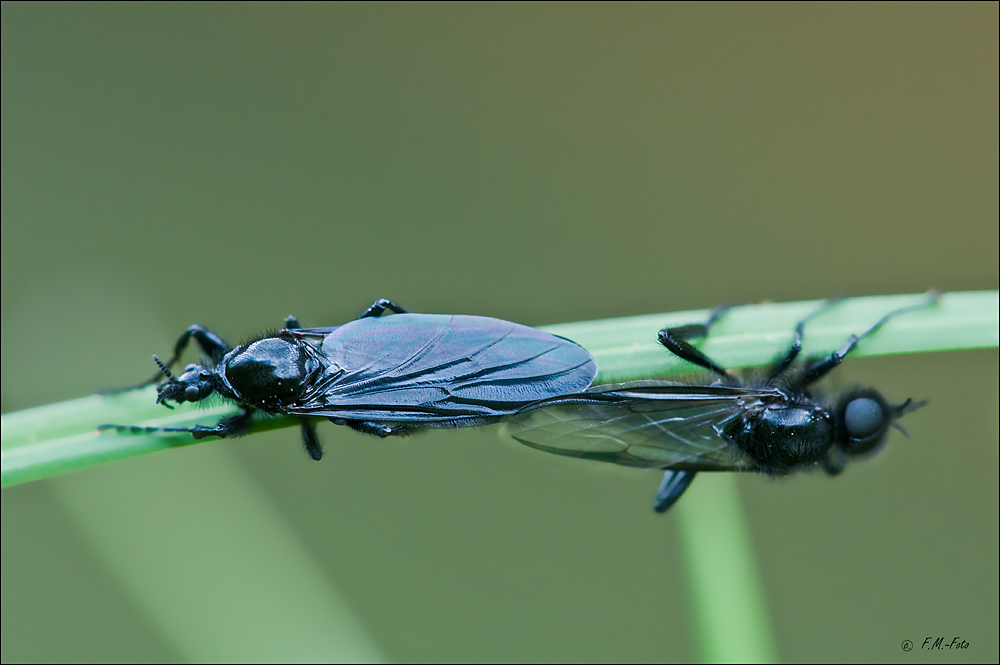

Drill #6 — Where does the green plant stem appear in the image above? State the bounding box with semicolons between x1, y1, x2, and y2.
3;291;996;489
544;290;997;383
676;474;777;663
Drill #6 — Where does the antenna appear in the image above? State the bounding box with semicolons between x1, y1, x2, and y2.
152;355;177;408
152;354;174;380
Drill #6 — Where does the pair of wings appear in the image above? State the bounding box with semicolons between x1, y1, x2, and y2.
279;313;598;423
501;381;782;472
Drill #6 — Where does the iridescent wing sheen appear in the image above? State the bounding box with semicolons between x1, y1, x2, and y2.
502;381;779;471
282;313;598;422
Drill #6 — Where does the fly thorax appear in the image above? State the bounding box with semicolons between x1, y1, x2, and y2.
223;337;307;408
745;405;832;474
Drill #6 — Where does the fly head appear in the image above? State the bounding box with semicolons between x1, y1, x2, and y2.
834;389;924;457
155;362;218;408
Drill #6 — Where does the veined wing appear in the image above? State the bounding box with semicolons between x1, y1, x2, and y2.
502;381;778;471
286;313;598;421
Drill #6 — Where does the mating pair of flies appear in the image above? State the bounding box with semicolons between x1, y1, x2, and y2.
102;295;935;512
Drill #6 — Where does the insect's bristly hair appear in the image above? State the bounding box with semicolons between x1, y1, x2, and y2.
239;328;285;347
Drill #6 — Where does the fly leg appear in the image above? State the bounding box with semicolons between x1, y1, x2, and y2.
330;418;411;438
820;447;848;476
765;297;846;385
300;419;323;460
158;325;231;372
104;324;232;394
797;292;939;388
657;304;735;382
653;470;697;513
358;299;409;319
98;408;255;439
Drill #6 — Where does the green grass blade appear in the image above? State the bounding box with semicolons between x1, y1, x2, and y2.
1;390;295;488
675;474;777;664
4;291;996;489
542;290;998;383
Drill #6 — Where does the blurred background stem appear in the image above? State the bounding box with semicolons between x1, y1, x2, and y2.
677;474;776;663
49;445;384;663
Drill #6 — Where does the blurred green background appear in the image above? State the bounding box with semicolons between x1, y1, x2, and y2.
2;3;997;662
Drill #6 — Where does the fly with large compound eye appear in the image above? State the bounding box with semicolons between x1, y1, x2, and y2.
504;293;938;513
155;364;216;406
100;299;598;461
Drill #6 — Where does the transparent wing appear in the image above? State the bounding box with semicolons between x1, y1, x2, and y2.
503;381;776;471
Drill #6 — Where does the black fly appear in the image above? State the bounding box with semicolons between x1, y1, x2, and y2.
503;294;937;513
100;299;597;460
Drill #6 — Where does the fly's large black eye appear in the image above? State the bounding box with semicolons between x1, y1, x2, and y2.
844;398;884;439
841;396;890;454
184;385;202;401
